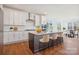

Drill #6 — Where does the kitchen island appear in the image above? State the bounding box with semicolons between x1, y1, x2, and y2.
29;31;63;53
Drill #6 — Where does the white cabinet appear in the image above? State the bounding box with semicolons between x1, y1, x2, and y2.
4;8;10;25
14;32;18;42
8;32;14;43
30;13;35;20
13;11;18;25
22;12;28;25
3;8;12;25
9;10;14;25
4;8;42;26
8;32;21;43
14;11;22;25
35;15;41;26
4;8;14;25
3;32;27;44
13;10;19;25
4;8;28;25
18;32;23;41
4;32;22;44
23;31;28;40
3;32;9;44
3;8;29;44
13;10;28;25
41;16;47;25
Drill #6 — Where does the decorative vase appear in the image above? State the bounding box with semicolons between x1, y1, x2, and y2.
35;26;42;33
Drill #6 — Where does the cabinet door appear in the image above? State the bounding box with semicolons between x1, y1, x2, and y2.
35;15;41;26
20;11;28;25
18;32;23;41
14;11;19;25
3;32;9;44
30;13;35;20
14;10;25;25
8;32;14;43
9;32;21;43
41;16;47;25
4;8;14;25
9;10;14;25
9;32;20;43
22;12;28;25
23;31;28;40
14;32;19;41
4;8;10;25
18;11;23;25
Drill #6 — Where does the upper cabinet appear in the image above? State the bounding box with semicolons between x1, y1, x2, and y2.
35;14;41;26
21;12;28;25
30;13;35;20
4;8;12;25
3;8;46;26
14;10;28;25
41;16;47;25
3;8;28;25
9;10;14;25
13;10;20;25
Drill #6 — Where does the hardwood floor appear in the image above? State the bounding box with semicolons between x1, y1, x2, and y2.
2;37;79;55
3;42;33;55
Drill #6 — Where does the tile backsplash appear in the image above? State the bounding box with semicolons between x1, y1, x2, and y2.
4;26;25;31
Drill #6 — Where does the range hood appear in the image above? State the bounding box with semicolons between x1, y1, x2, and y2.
26;12;35;22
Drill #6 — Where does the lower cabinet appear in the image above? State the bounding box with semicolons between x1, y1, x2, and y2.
17;32;23;41
3;32;9;44
9;32;20;43
0;32;3;44
3;31;29;44
4;32;15;44
8;32;14;43
23;31;28;40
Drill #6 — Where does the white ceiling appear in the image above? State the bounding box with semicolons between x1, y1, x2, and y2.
3;4;79;19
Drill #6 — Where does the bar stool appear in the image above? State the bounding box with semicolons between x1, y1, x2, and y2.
49;33;58;47
57;32;63;45
74;30;78;38
39;35;49;50
49;36;54;47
